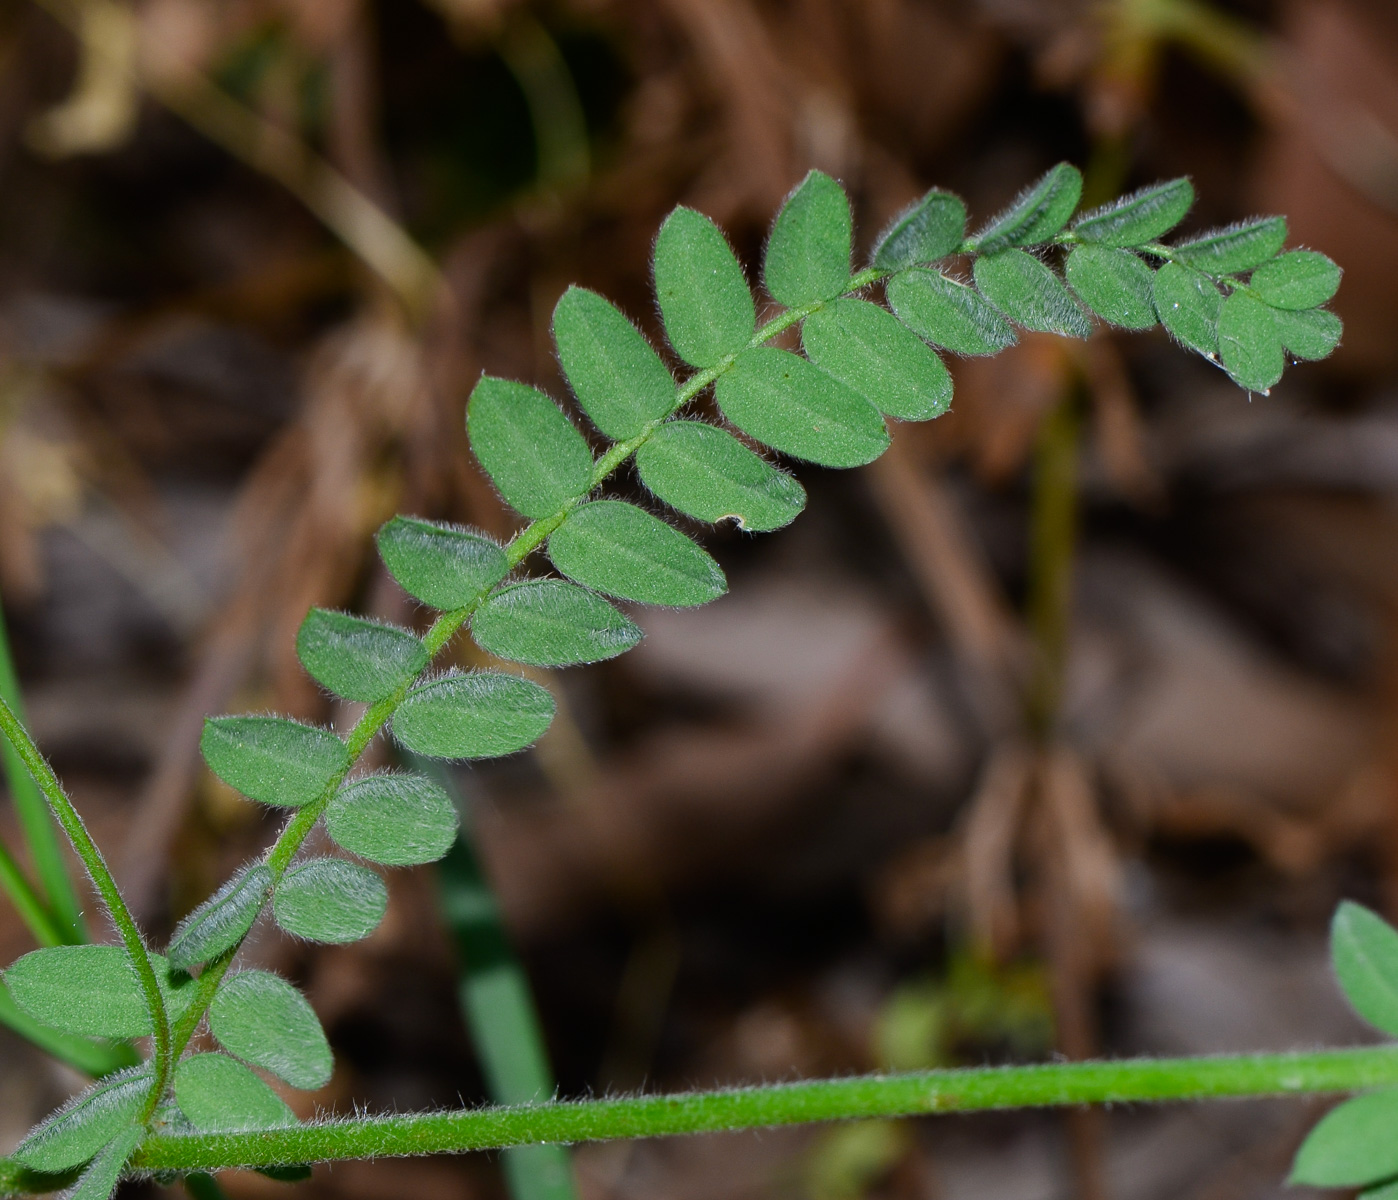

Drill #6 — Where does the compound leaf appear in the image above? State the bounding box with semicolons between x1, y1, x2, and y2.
1273;306;1342;361
375;517;509;611
174;1053;297;1132
886;268;1017;356
552;286;676;440
1249;250;1341;310
802;297;951;422
1331;901;1398;1036
167;863;274;971
765;170;852;306
67;1123;141;1200
296;609;427;703
1064;244;1157;329
635;420;805;532
6;946;194;1039
273;857;387;945
1174;217;1288;275
393;670;556;758
654;206;755;367
327;771;458;866
1218;291;1283;392
1152;262;1222;358
872;189;966;270
973;249;1091;338
12;1066;150;1171
471;579;642;667
969;162;1082;253
1291;1088;1398;1187
467;376;594;520
1071;178;1194;246
200;716;348;810
209;968;332;1090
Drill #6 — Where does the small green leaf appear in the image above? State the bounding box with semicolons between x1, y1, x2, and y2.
1364;1183;1398;1200
552;286;676;440
200;716;348;809
653;206;755;367
765;170;852;306
802;298;952;422
1064;245;1157;329
471;579;642;667
6;946;194;1039
393;671;556;758
67;1123;141;1200
1174;217;1288;274
635;420;806;532
1249;250;1341;310
1291;1088;1398;1186
174;1054;297;1131
973;249;1091;338
327;772;458;866
466;376;594;520
1273;307;1342;361
209;969;332;1090
12;1066;150;1171
1218;291;1283;392
1152;262;1222;358
295;609;427;703
1331;901;1398;1036
274;857;387;945
716;346;890;468
375;517;509;611
167;863;273;971
872;189;967;271
886;268;1017;356
968;163;1082;253
1071;178;1194;246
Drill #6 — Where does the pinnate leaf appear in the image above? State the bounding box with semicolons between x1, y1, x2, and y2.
1273;306;1342;361
654;206;755;367
174;1054;297;1132
67;1124;141;1200
393;670;556;758
1071;178;1194;246
201;716;348;809
1249;250;1341;310
1152;262;1222;358
467;376;593;519
274;857;387;944
376;517;508;611
472;579;642;666
209;968;332;1090
886;268;1017;356
1291;1088;1398;1186
765;170;852;306
1174;217;1287;274
6;946;194;1039
635;420;806;532
167;863;273;971
872;189;967;270
1064;244;1157;329
1217;291;1283;392
327;771;458;866
969;162;1082;253
973;249;1091;338
296;609;427;702
1331;901;1398;1035
12;1066;150;1171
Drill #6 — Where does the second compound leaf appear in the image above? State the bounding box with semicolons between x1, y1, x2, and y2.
1291;1088;1398;1187
167;863;274;971
1173;217;1288;275
764;170;852;306
200;716;348;809
1249;249;1342;310
296;609;427;703
12;1066;150;1172
1217;291;1283;392
654;206;755;368
969;162;1082;253
393;671;556;759
1152;262;1222;358
1070;177;1194;247
375;517;509;611
471;579;642;667
208;968;333;1090
972;249;1091;338
1330;901;1398;1036
1064;244;1157;330
872;189;967;271
886;268;1017;357
174;1053;298;1132
274;857;387;945
327;771;459;866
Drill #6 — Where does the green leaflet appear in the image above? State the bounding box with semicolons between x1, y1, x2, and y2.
6;945;194;1039
1364;1183;1398;1200
973;249;1091;338
552;286;676;440
1070;178;1194;246
471;579;642;667
274;857;387;944
174;1053;297;1132
1064;244;1157;330
375;517;509;611
11;1065;150;1171
1273;307;1342;361
200;715;348;809
296;609;427;703
968;162;1082;253
548;500;726;608
1174;217;1288;275
1152;262;1222;358
1291;1088;1398;1187
886;268;1017;356
467;376;594;520
209;969;333;1090
327;771;459;866
634;420;806;532
653;206;755;367
872;189;967;271
1330;902;1398;1036
67;1123;141;1200
715;346;890;468
167;863;274;971
1217;291;1283;392
393;671;556;758
764;170;852;306
1248;250;1341;310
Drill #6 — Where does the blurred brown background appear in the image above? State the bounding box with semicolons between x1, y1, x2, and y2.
1;0;1397;1197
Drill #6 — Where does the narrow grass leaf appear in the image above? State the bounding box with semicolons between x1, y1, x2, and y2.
1071;178;1194;246
716;346;890;468
200;716;348;809
635;421;805;532
274;858;387;945
1174;217;1288;274
12;1066;150;1171
764;170;851;306
1152;262;1222;358
66;1123;140;1200
969;163;1082;253
296;610;427;703
653;206;755;367
466;376;594;519
1249;250;1341;310
872;189;966;270
472;580;642;667
548;501;726;607
167;863;273;971
1291;1088;1398;1186
1331;901;1398;1036
1273;307;1342;361
886;268;1017;356
1218;291;1283;391
209;969;332;1090
6;946;194;1038
552;287;676;440
327;772;458;866
973;249;1092;337
174;1054;297;1131
1065;245;1157;329
394;671;556;759
375;517;508;611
